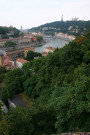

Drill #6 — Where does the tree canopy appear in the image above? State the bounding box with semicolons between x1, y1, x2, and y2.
5;41;16;47
25;50;42;61
0;32;90;134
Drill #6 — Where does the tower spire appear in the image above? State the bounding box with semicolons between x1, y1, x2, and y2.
61;14;63;21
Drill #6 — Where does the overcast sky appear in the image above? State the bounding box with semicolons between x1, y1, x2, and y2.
0;0;90;29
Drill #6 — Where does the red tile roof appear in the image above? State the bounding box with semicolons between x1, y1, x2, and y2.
0;38;14;42
24;47;35;51
0;37;32;42
45;47;56;51
3;57;13;66
16;58;29;64
7;49;24;54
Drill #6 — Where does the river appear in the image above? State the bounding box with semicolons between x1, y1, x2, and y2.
35;37;69;52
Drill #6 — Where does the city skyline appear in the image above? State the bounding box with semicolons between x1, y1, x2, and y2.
0;0;90;29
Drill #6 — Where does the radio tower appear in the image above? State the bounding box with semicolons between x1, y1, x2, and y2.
61;14;63;21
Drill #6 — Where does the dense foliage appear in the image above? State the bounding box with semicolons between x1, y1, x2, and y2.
0;32;90;134
29;21;90;36
34;35;43;42
5;41;16;47
26;50;42;61
0;26;23;39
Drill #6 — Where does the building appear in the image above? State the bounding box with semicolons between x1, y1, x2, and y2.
0;50;6;65
33;37;38;42
41;52;48;57
6;49;24;60
45;47;56;53
16;58;29;68
17;37;31;44
24;47;35;57
3;57;14;70
0;37;34;48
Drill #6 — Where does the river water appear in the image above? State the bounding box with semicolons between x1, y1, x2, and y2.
35;37;69;52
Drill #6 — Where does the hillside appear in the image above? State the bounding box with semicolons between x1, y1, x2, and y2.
29;20;90;36
0;32;90;134
0;26;23;39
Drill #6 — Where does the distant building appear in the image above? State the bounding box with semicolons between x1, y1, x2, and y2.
24;47;35;57
21;26;23;31
33;37;38;42
45;47;56;53
16;58;29;68
72;17;78;21
0;37;33;47
41;52;48;57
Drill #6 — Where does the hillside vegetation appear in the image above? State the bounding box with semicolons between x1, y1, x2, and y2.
29;21;90;36
0;32;90;134
0;26;23;39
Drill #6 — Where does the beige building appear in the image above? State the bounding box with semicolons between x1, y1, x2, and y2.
45;47;56;53
17;37;31;44
0;55;4;65
24;47;35;57
0;50;6;65
41;52;48;57
0;37;32;47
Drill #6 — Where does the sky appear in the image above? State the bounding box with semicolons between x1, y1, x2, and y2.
0;0;90;29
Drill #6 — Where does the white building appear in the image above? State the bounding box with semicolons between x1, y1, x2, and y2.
16;58;29;68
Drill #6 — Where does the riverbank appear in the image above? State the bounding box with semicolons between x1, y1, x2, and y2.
0;41;46;52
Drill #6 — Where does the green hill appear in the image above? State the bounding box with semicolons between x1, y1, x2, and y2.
29;20;90;36
0;26;23;39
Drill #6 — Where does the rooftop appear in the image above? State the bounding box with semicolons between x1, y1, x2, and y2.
6;49;24;54
3;57;14;66
45;47;56;51
24;47;35;51
16;58;29;64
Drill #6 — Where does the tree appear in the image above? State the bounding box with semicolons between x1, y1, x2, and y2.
5;41;16;47
26;51;42;61
34;35;43;42
4;68;24;98
0;66;7;74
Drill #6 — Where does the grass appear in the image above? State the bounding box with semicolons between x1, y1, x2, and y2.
19;92;33;108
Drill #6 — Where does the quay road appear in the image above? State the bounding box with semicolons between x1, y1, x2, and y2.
44;35;72;42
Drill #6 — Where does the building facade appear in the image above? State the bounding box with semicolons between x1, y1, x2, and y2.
16;58;29;68
24;47;35;57
45;47;56;53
